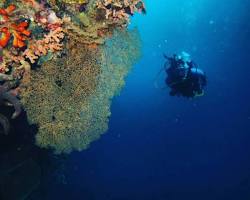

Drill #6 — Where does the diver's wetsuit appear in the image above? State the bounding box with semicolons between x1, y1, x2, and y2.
165;55;206;98
165;56;186;86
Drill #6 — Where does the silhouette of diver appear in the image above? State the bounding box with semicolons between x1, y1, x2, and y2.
163;52;207;98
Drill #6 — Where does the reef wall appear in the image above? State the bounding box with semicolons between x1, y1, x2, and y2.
0;0;144;153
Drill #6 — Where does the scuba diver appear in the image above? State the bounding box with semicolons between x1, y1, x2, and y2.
163;52;207;98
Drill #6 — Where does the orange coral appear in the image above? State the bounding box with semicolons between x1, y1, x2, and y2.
0;4;31;48
0;27;11;47
23;0;42;10
0;5;16;47
11;22;31;48
0;4;16;23
23;27;64;63
0;22;31;48
87;43;98;49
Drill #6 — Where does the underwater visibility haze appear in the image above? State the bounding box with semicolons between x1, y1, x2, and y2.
0;0;250;199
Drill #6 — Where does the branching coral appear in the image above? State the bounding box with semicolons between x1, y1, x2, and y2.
56;0;145;46
22;27;64;63
96;0;146;22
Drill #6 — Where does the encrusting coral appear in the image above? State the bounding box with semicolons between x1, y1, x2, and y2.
0;0;144;153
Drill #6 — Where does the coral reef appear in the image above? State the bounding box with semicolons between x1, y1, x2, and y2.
0;1;64;72
0;1;65;124
58;0;146;46
0;0;144;153
96;0;146;21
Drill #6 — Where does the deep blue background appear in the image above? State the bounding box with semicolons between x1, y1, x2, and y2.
46;1;250;199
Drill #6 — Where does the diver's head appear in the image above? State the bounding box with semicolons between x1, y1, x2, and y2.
163;51;207;98
178;51;191;63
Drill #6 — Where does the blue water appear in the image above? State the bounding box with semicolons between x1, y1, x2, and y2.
47;1;250;199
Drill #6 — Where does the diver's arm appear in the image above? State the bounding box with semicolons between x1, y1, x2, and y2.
191;61;198;69
186;60;199;76
163;53;169;60
186;62;193;77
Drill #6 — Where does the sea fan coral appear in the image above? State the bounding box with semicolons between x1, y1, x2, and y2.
20;28;141;153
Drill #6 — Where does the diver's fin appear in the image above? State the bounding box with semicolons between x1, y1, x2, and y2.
154;80;168;90
194;90;204;97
